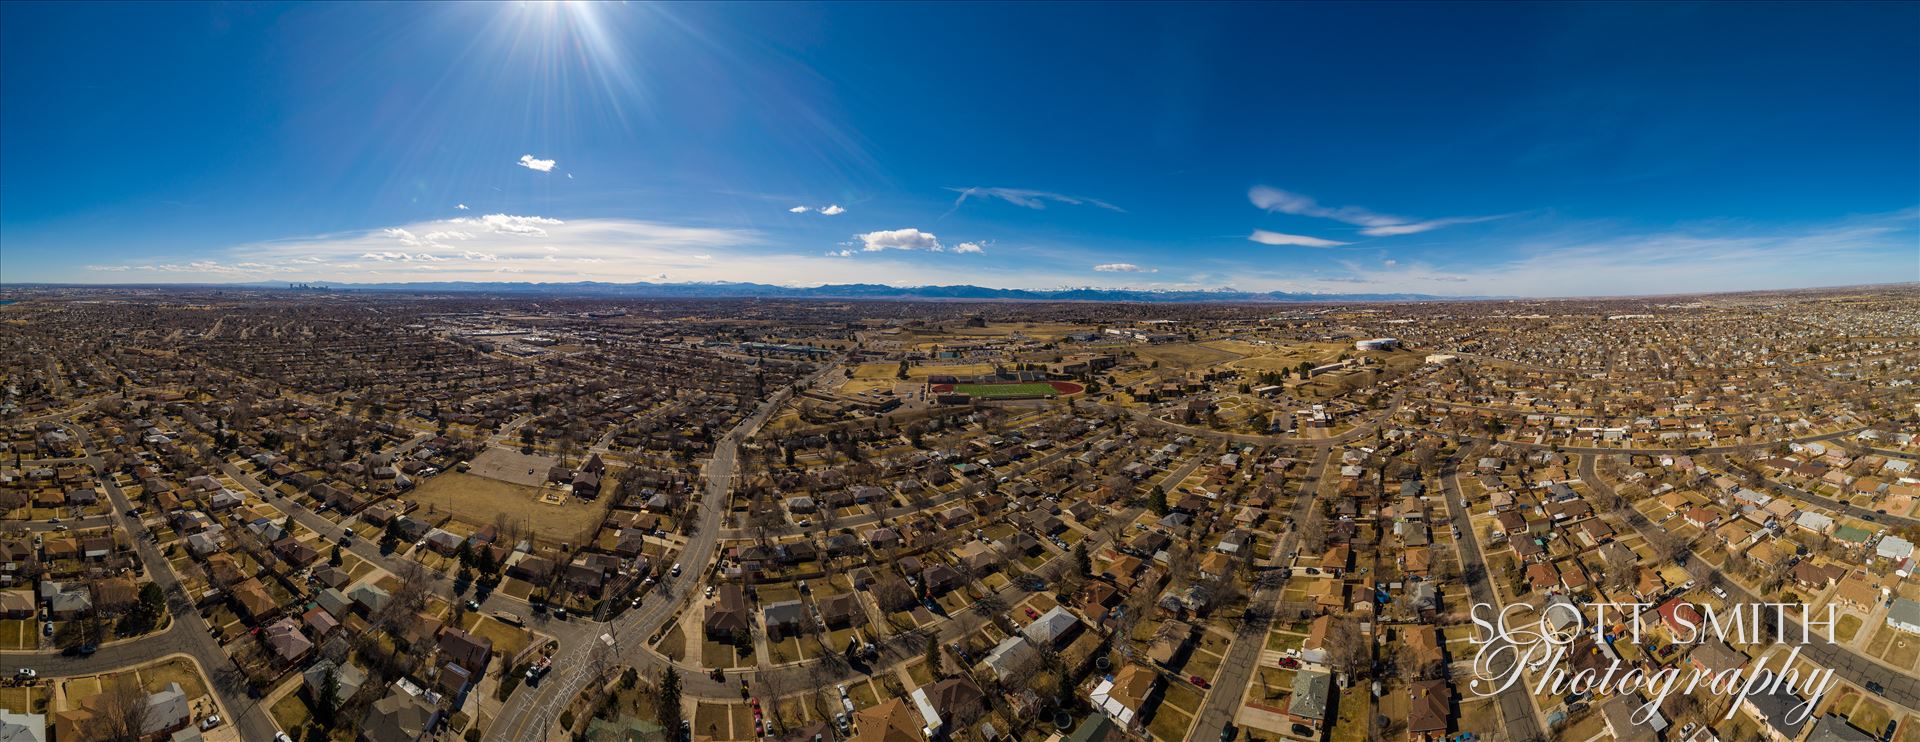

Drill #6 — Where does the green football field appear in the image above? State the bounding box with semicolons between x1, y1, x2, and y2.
953;382;1056;398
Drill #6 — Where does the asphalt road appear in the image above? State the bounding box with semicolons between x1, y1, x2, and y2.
0;428;281;742
1188;447;1334;742
1441;471;1546;742
1711;455;1920;529
1579;454;1920;712
489;366;834;742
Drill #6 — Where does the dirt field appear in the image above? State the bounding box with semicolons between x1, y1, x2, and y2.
1134;342;1245;369
841;362;1001;394
406;472;605;545
466;446;560;487
893;322;1093;343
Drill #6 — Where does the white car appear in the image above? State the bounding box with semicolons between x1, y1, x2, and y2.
14;668;34;680
199;715;221;731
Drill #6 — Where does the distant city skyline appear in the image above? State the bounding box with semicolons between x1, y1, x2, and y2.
2;1;1916;296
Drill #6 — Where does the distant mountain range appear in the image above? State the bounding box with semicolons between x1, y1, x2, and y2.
205;280;1469;303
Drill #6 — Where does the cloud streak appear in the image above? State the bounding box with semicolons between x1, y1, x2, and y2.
947;187;1123;213
1248;229;1350;248
1094;263;1156;273
1249;185;1503;236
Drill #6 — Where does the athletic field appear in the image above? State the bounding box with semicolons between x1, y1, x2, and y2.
952;382;1058;398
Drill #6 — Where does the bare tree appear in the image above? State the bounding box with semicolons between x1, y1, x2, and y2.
90;677;149;742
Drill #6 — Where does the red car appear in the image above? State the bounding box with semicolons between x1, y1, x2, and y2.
1189;675;1210;688
1024;607;1040;619
1277;657;1300;669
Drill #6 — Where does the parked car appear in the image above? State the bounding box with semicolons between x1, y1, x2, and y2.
14;669;34;680
1189;675;1210;688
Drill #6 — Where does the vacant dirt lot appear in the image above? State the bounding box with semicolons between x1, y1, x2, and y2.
406;472;605;545
1135;342;1245;369
466;446;560;487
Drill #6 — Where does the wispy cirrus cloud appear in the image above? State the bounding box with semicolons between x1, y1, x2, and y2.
788;204;847;215
1234;210;1918;296
1249;185;1503;237
946;186;1123;214
1094;263;1156;273
1248;229;1349;248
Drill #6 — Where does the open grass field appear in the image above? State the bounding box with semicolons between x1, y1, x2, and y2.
950;382;1057;398
271;691;312;733
406;472;605;545
1228;342;1353;373
0;619;34;650
0;686;45;715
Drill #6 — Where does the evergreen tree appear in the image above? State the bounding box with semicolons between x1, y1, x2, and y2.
657;667;684;732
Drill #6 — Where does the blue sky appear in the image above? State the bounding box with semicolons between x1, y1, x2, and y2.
2;1;1916;296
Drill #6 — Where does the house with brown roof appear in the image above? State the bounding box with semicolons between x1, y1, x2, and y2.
1407;679;1453;741
705;585;751;641
438;626;493;674
851;698;923;742
232;579;278;621
1090;663;1159;730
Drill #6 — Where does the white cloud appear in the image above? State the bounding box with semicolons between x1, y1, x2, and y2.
1094;263;1156;273
360;251;446;262
1359;216;1504;237
517;154;557;172
1248;229;1350;248
819;204;846;216
826;249;855;257
951;242;985;254
857;228;943;252
789;206;811;213
85;260;290;276
453;213;564;237
1249;185;1503;237
384;228;424;247
1228;211;1918;297
455;203;470;210
1249;186;1401;228
947;187;1123;213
